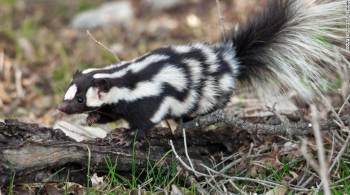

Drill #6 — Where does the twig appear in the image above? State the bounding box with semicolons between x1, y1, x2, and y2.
329;131;350;172
170;133;309;192
300;139;319;171
200;163;309;191
85;144;92;190
215;0;227;41
86;30;120;62
328;132;336;162
213;153;240;169
228;180;248;195
14;65;25;98
203;166;223;194
321;95;345;128
183;109;311;136
169;140;210;178
183;109;350;137
182;128;197;177
333;174;350;185
316;130;350;191
165;120;174;133
216;143;254;174
296;167;310;187
0;51;4;76
221;182;228;194
317;94;350;191
300;175;315;188
204;177;220;194
310;105;331;195
333;129;346;143
188;177;208;194
339;53;350;98
338;94;350;115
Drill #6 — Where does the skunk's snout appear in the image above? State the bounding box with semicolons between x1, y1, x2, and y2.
57;102;71;114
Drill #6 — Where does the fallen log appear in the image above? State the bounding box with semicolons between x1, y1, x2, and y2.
0;119;249;186
0;110;347;186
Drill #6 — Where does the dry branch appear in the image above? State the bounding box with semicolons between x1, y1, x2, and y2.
182;109;350;136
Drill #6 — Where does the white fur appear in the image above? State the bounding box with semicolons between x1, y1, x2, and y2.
151;90;198;123
93;54;169;79
193;43;218;73
151;58;204;123
86;65;187;107
82;62;126;74
221;43;240;76
184;59;202;87
219;74;235;92
172;45;192;53
85;82;163;107
130;54;170;73
196;77;219;114
158;65;188;91
64;84;77;100
85;87;101;107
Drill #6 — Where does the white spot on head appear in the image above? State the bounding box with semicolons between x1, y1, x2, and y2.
64;84;78;100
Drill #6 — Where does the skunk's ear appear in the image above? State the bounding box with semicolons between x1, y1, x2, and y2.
93;78;110;92
73;70;82;78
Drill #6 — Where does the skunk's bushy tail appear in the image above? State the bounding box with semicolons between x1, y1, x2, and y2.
226;0;346;100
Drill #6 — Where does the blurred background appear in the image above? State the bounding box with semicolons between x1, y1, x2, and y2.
0;0;266;125
2;2;350;194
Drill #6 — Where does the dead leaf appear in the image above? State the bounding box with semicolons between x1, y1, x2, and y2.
264;186;288;195
91;173;106;189
171;185;184;195
0;84;11;103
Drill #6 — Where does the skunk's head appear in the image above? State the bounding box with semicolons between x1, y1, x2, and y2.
58;70;111;114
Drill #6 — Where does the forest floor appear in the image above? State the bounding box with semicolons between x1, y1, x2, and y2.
0;0;350;194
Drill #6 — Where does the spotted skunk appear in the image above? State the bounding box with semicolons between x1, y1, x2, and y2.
58;0;346;136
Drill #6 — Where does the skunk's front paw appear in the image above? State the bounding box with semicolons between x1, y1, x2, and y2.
86;112;101;126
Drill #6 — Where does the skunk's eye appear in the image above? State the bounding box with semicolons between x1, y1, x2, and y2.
77;97;85;104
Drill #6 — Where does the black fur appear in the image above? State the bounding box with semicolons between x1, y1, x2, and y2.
227;0;294;85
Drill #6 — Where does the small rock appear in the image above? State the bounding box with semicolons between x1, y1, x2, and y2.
71;1;134;29
144;0;186;11
148;16;178;34
186;14;201;28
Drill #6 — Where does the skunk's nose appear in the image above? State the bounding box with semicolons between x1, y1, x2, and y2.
57;102;69;113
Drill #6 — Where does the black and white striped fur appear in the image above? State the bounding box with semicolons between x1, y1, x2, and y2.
58;0;347;135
